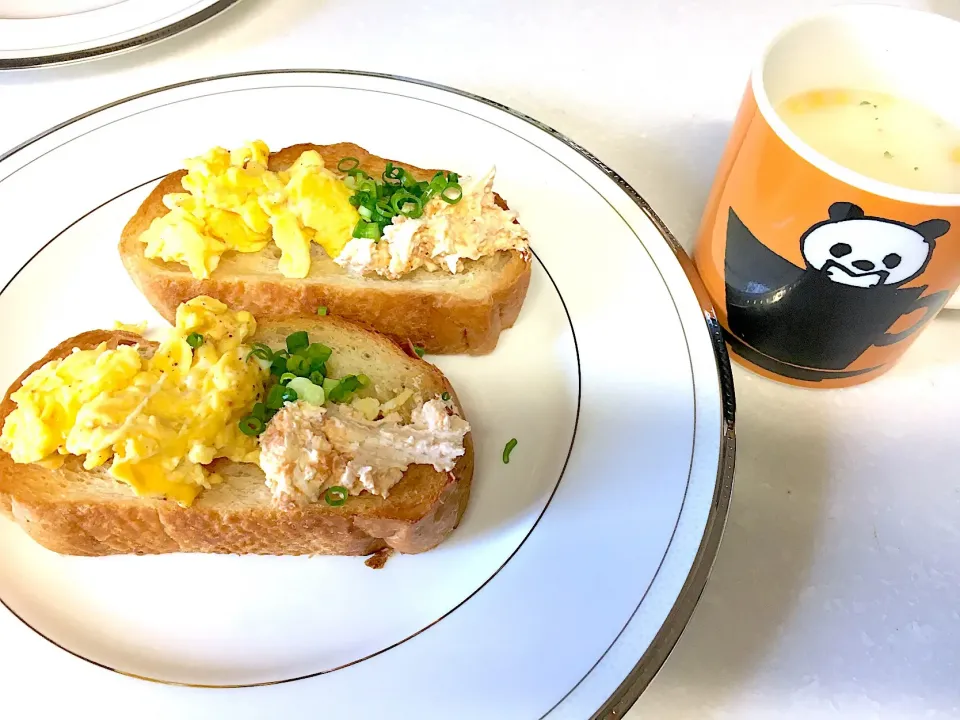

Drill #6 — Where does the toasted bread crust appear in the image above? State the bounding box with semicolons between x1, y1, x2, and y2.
0;326;473;557
119;142;532;355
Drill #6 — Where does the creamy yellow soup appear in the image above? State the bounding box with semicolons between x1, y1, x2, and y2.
776;89;960;194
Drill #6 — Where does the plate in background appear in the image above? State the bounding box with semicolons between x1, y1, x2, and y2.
0;70;735;719
0;0;241;69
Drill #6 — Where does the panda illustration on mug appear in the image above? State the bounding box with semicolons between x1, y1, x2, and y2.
724;202;951;377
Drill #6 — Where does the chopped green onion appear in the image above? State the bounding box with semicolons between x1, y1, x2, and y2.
502;438;518;464
347;162;466;239
441;391;450;401
353;220;381;240
327;375;363;403
309;370;326;385
375;199;395;217
286;354;310;376
186;332;204;349
399;197;423;219
383;162;404;184
389;192;415;215
246;342;274;362
286;377;325;406
429;171;447;195
306;343;332;365
357;374;370;387
413;345;425;358
286;331;309;354
341;376;363;392
279;372;297;385
270;354;288;376
322;377;340;395
266;383;298;410
239;415;265;436
337;157;360;172
251;402;268;420
317;306;328;316
325;486;348;506
441;183;463;204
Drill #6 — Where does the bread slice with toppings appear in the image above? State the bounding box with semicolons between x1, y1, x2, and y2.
0;315;473;557
118;142;532;356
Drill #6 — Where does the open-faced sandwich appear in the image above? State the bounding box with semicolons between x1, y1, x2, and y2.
119;141;532;355
0;296;473;556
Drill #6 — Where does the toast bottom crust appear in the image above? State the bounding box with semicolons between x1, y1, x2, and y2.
0;444;472;557
122;252;532;356
2;465;471;557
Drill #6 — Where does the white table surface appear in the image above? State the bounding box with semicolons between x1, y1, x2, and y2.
1;0;958;718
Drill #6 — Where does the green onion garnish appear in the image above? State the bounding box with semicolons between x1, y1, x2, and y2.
247;342;274;362
286;377;325;406
337;157;360;172
353;220;381;240
186;332;204;349
317;306;328;316
441;392;450;401
383;162;404;184
286;354;310;376
279;372;297;385
310;370;326;385
239;415;265;436
270;354;288;377
327;375;363;403
401;171;419;190
339;375;362;392
413;345;425;358
251;402;268;420
399;197;423;219
286;331;309;354
441;184;463;204
325;486;348;507
306;342;333;366
322;377;340;395
502;438;518;464
266;383;298;410
341;158;463;242
357;374;370;387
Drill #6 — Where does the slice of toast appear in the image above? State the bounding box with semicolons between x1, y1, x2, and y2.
0;315;474;557
118;142;532;355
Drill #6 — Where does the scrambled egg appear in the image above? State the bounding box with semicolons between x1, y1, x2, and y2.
335;167;530;279
0;297;267;506
139;141;359;280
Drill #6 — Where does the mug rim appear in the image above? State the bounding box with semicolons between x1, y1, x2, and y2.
751;2;960;208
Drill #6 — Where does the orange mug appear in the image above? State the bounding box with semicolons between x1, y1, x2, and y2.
694;5;960;388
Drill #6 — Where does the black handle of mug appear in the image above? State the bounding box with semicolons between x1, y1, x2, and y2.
875;290;951;346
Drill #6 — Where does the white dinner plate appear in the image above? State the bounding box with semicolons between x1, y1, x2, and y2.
0;70;736;719
0;0;241;69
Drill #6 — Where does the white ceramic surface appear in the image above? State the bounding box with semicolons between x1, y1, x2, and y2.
0;0;240;67
2;1;958;718
0;71;732;717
